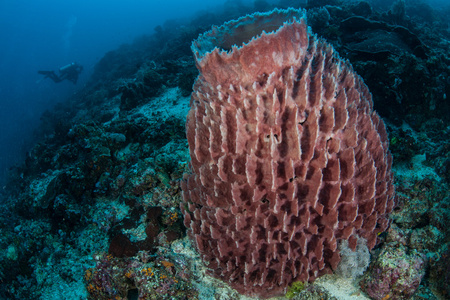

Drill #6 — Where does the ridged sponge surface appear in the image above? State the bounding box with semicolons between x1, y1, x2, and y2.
181;8;394;298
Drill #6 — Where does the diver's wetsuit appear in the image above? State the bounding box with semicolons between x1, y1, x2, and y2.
38;62;83;84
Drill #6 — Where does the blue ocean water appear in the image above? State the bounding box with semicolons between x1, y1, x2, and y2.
0;0;231;188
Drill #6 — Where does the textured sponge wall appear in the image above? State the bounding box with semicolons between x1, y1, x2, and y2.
181;8;395;298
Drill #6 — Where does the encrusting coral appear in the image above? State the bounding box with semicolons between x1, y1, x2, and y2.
181;8;395;298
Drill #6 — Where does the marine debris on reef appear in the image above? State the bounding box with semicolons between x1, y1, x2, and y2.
0;0;448;299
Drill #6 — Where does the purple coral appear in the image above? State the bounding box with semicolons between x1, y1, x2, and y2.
360;245;426;300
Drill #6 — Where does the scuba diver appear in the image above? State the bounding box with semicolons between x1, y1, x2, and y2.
38;62;83;84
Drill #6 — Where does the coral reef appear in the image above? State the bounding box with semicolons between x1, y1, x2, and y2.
84;252;198;300
0;1;448;299
0;81;190;299
181;8;394;298
305;0;450;128
360;235;427;300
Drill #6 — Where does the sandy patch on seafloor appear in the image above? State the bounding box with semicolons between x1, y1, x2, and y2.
314;274;370;300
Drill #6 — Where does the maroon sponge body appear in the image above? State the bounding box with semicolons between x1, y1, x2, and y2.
181;8;395;298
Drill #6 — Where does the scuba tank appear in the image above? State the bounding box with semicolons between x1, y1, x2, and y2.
59;62;75;72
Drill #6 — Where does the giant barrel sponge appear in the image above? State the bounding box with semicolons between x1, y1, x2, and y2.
181;8;395;298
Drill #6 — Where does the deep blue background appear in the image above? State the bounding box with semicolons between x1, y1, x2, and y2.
0;0;231;186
